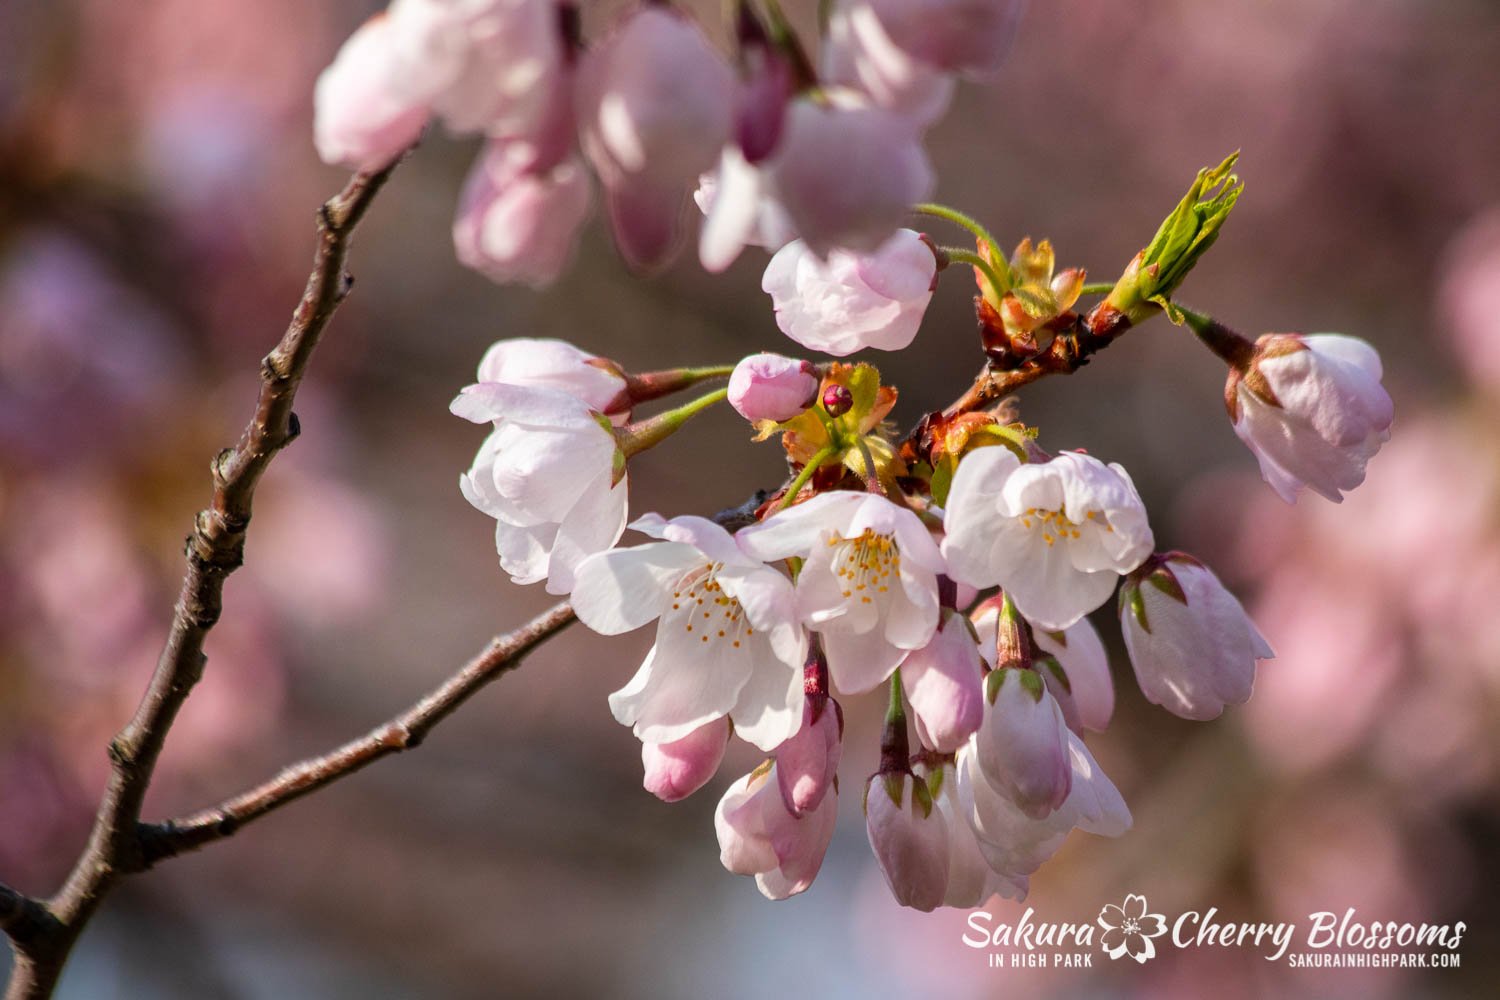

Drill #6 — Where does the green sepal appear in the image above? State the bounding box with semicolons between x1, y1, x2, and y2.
882;771;905;809
910;774;934;819
1119;579;1150;634
1017;667;1046;702
1038;654;1070;695
1145;563;1189;604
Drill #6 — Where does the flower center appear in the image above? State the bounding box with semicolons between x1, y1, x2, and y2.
1123;918;1140;934
1017;507;1112;547
668;562;753;649
829;529;901;604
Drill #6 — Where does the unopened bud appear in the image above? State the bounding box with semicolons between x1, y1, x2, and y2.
822;383;854;417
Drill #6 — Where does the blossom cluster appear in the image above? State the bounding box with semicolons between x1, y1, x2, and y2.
313;0;1014;294
339;1;1402;910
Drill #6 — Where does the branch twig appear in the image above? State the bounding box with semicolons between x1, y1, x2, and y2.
139;601;577;864
3;159;398;1000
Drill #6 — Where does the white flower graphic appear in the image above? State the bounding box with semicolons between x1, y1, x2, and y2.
1097;893;1169;963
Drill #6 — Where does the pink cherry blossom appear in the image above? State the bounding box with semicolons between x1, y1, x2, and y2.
864;0;1024;76
774;694;843;816
865;772;950;911
716;760;839;900
313;15;430;172
900;609;985;752
727;353;820;423
474;337;626;417
823;1;955;126
974;667;1072;819
762;229;937;356
452;141;592;289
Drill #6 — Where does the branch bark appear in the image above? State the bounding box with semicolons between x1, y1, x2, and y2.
3;159;398;1000
138;601;577;864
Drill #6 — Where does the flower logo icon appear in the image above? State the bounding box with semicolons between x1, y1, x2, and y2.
1097;894;1169;963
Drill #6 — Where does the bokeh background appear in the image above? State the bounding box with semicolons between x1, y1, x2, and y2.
3;1;1500;997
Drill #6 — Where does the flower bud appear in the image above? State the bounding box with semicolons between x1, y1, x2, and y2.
716;760;838;900
475;337;626;417
864;0;1024;76
902;609;985;753
821;383;855;417
822;1;955;127
1119;553;1273;721
775;695;843;816
641;718;731;802
976;667;1072;819
763;229;937;356
728;353;820;423
1226;333;1394;504
864;771;950;912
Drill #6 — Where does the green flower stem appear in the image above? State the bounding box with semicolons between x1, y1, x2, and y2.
779;443;839;509
996;591;1032;672
938;246;1009;301
622;364;735;407
878;669;911;777
1174;303;1257;368
854;436;887;496
916;203;1012;288
1079;282;1115;296
615;387;729;458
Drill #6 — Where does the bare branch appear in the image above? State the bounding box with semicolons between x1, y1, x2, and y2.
0;886;53;947
139;601;577;864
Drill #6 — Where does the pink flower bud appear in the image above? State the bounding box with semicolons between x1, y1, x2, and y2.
864;772;950;911
774;695;843;816
823;1;955;127
640;718;731;802
975;667;1072;819
1228;333;1394;503
763;229;937;356
902;609;985;753
452;142;592;289
313;15;430;172
475;338;626;416
1031;617;1115;733
1120;553;1274;721
728;353;820;423
821;383;854;417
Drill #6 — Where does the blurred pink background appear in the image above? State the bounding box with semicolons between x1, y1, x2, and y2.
2;1;1498;996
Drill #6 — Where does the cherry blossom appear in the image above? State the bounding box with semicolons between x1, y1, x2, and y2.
473;337;625;417
822;1;955;127
1228;333;1394;503
640;718;731;803
452;141;592;289
1120;552;1274;721
716;760;839;900
762;229;937;356
864;0;1025;77
974;602;1115;733
737;492;944;694
571;514;806;751
900;609;985;753
451;380;626;595
974;667;1072;819
942;447;1154;630
313;15;431;172
865;772;950;912
774;694;843;816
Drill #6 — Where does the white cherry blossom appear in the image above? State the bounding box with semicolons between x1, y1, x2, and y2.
1230;333;1394;503
1120;552;1274;721
974;602;1115;733
865;772;950;912
942;448;1154;630
452;381;626;596
737;492;944;694
716;760;839;900
473;337;625;417
571;515;806;751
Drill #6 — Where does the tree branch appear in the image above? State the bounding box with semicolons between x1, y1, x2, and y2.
0;886;53;948
138;601;577;864
3;159;399;1000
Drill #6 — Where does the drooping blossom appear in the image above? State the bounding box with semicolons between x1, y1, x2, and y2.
900;609;985;752
865;771;950;912
863;0;1025;77
728;353;820;423
737;492;944;694
577;5;735;269
920;759;1028;906
974;667;1071;819
1119;552;1273;721
313;15;430;172
956;727;1131;887
822;0;955;126
571;515;806;751
452;141;592;289
1227;333;1394;503
698;92;934;269
452;380;626;595
716;760;839;900
762;229;937;356
942;448;1154;630
774;694;843;816
640;718;731;803
974;601;1114;733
